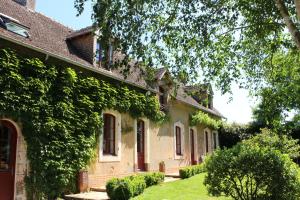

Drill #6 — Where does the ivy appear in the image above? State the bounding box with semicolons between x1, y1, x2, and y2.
0;49;165;199
190;111;222;130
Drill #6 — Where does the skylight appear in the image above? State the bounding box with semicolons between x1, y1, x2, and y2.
0;14;30;38
5;21;30;38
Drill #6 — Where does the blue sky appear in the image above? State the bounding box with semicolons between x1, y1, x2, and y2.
36;0;257;124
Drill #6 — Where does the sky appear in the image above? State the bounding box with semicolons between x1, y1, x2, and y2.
36;0;258;124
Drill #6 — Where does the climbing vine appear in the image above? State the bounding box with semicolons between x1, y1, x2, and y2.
0;49;165;199
190;111;222;130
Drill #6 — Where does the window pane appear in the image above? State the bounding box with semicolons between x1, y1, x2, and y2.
176;126;181;155
103;114;116;155
6;22;29;37
96;42;106;63
0;126;11;170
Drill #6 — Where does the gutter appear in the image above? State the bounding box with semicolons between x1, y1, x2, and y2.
0;34;158;93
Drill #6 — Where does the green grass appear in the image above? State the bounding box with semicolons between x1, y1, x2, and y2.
132;173;231;200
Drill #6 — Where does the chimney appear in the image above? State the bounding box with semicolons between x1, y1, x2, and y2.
13;0;36;11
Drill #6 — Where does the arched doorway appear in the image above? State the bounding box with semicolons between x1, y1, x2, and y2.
0;120;17;200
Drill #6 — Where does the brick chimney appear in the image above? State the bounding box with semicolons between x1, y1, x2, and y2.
13;0;36;10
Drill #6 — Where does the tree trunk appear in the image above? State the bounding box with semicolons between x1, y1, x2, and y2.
294;0;300;19
275;0;300;49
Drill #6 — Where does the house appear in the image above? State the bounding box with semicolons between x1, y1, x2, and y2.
0;0;224;199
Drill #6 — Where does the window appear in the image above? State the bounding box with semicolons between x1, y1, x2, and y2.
213;131;218;149
205;131;209;153
96;42;105;63
103;114;116;155
96;41;114;65
175;126;182;155
0;15;29;38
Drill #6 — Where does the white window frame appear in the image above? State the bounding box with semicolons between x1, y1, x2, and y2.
99;110;121;162
134;118;150;171
174;121;185;160
189;127;198;164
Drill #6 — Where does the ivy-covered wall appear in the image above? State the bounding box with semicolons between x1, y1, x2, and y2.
0;49;165;199
190;111;222;129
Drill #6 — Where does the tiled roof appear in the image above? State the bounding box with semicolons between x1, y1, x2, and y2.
155;67;167;80
0;0;154;91
0;0;90;66
67;26;94;39
174;86;224;118
0;0;224;118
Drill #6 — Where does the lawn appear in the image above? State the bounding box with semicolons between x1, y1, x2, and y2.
132;173;231;200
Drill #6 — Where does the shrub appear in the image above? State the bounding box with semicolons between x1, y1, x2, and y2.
244;128;300;159
106;176;146;200
204;143;300;200
142;172;165;187
106;172;165;200
179;164;205;179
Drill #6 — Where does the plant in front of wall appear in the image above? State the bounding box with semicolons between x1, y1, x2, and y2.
190;111;222;130
0;49;166;199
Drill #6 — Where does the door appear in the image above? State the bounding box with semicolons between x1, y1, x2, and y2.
137;120;145;171
190;129;196;165
0;121;17;200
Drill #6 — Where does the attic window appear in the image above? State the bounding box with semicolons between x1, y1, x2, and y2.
0;15;30;38
96;41;114;66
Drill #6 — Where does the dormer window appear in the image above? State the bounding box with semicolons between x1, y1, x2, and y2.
96;42;105;63
96;41;114;67
0;14;29;38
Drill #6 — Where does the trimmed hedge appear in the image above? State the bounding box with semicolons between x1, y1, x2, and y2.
179;164;206;179
106;172;165;200
142;172;165;187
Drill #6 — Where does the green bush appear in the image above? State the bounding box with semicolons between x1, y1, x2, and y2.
179;164;205;179
142;172;165;187
204;142;300;200
106;172;165;200
106;176;146;200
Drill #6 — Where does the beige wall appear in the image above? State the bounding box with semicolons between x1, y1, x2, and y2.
1;100;219;196
87;101;219;187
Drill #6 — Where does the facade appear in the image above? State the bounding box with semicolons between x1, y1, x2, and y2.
0;0;224;199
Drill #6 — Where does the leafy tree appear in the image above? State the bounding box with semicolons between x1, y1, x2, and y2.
250;50;300;128
244;128;300;159
74;0;300;93
218;123;254;148
204;136;300;200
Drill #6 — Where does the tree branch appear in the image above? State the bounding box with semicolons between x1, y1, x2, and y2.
219;22;285;36
275;0;300;48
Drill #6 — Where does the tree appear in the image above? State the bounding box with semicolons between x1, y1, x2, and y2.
74;0;300;92
204;132;300;200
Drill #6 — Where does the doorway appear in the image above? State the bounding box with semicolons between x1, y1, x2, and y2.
190;129;196;165
0;120;17;200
